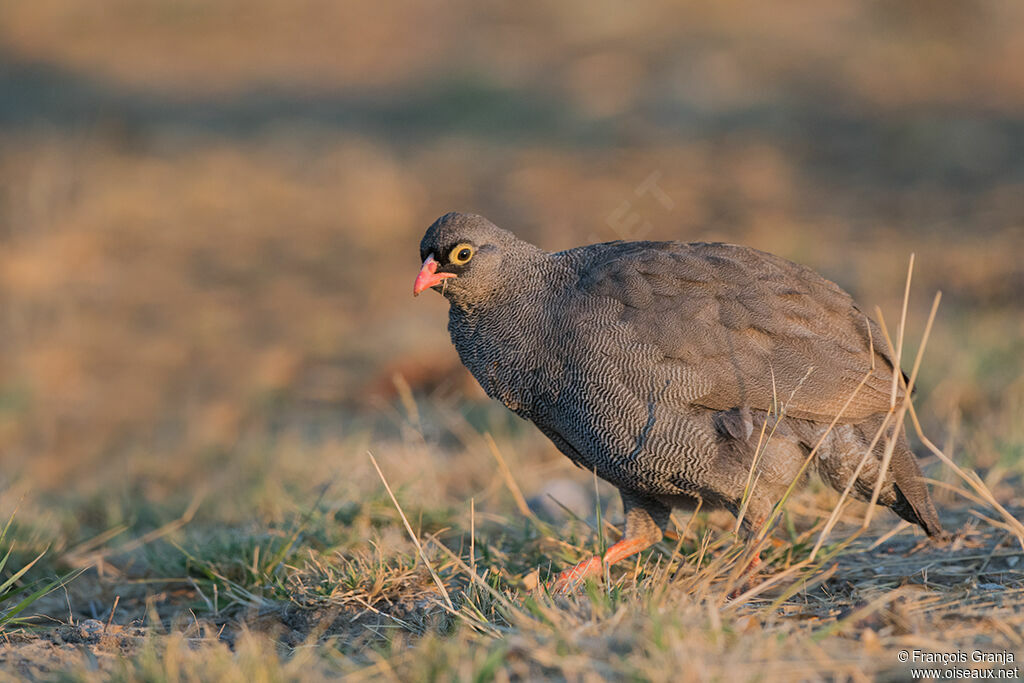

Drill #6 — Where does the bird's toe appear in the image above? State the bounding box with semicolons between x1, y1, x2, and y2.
549;556;603;594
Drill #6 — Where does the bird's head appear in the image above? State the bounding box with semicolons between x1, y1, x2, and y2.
414;212;541;308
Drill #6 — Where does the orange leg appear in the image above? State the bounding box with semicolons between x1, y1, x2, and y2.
727;552;766;599
548;492;670;594
550;536;655;593
729;512;775;598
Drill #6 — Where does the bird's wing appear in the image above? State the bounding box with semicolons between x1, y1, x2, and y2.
576;241;903;422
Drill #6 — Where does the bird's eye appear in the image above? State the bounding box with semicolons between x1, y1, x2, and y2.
449;243;475;265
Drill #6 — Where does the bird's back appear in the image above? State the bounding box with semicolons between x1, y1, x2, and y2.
561;240;904;424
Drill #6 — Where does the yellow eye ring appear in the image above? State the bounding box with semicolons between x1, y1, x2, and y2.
449;243;475;265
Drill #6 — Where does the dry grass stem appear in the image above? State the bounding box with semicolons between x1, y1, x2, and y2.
368;452;456;612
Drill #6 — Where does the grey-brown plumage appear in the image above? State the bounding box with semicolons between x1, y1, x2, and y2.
415;212;945;585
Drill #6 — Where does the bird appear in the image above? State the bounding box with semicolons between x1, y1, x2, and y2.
413;211;945;591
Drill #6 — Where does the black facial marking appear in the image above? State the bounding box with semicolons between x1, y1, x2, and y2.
439;241;477;267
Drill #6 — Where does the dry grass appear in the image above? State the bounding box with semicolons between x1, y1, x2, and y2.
3;422;1022;680
1;0;1023;680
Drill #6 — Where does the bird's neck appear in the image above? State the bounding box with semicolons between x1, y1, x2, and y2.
446;254;565;406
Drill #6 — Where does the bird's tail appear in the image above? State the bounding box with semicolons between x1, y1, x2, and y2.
887;440;946;539
806;417;947;539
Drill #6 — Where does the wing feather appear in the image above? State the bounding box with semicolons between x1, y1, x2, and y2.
576;241;901;422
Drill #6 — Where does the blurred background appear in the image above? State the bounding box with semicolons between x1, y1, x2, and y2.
0;1;1022;540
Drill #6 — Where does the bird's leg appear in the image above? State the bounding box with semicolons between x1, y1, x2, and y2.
550;493;669;593
730;502;776;597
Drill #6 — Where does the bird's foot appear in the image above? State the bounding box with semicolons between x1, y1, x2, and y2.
910;530;955;551
728;554;764;600
549;556;603;594
548;537;658;593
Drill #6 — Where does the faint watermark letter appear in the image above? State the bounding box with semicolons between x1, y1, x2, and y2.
591;171;673;243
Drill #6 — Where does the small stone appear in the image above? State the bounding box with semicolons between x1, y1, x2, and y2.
527;479;594;522
861;627;882;653
522;569;540;592
79;619;104;636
